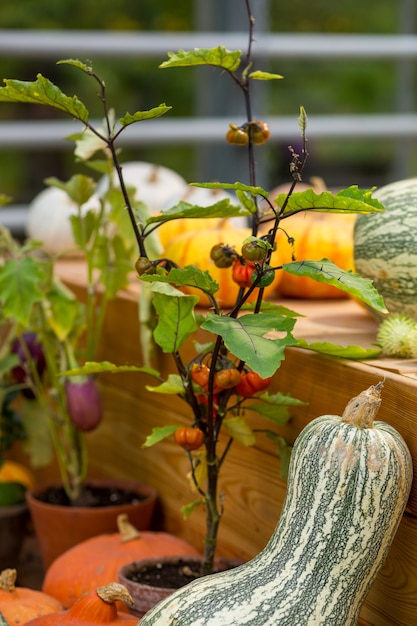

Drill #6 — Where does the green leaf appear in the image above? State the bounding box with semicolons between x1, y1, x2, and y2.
190;180;268;198
142;266;220;298
236;189;257;214
0;194;11;206
146;374;185;395
20;399;54;468
57;58;93;73
266;433;292;478
276;185;386;216
142;424;180;447
146;198;249;225
152;291;199;353
298;106;308;133
246;391;307;426
160;46;242;72
223;416;256;446
0;482;27;506
181;499;205;520
201;313;298;378
45;174;96;206
249;70;283;80
119;103;172;127
61;360;160;378
70;210;98;248
46;279;83;341
0;257;47;326
281;259;388;313
0;75;89;123
296;339;382;360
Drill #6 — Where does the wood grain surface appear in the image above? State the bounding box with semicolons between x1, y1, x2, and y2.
24;261;417;626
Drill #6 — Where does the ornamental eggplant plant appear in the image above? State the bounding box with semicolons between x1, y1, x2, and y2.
0;0;386;572
0;155;136;501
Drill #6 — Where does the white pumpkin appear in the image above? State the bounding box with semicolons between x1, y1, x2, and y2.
96;161;188;213
26;187;100;255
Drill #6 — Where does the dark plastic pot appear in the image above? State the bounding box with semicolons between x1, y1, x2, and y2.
0;502;29;570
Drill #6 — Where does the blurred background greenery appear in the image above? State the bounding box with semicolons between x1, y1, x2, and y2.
0;0;415;207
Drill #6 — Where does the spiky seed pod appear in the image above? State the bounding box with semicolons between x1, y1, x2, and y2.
406;327;417;359
376;313;417;357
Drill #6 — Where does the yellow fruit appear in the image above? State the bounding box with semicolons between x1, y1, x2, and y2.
0;460;35;490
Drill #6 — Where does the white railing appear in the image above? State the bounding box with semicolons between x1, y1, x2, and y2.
1;30;416;233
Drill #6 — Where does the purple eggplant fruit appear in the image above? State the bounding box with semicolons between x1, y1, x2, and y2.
11;332;46;397
65;376;103;432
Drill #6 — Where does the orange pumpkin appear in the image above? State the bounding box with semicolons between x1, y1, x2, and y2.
24;583;137;626
272;211;356;299
158;215;225;251
42;514;200;610
0;568;63;626
163;225;279;307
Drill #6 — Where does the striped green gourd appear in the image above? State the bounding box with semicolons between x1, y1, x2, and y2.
354;177;417;320
138;384;412;626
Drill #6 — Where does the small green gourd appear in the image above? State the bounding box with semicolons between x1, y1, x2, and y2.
138;383;412;626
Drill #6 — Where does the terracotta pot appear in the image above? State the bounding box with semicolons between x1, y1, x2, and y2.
119;555;244;617
27;478;158;568
0;502;29;570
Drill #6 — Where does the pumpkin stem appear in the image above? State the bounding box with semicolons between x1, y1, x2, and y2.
0;569;17;592
96;582;135;608
341;382;383;429
117;513;141;542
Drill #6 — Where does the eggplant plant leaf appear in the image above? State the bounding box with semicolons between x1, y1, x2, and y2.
201;313;298;378
152;291;199;353
45;174;96;206
146;374;185;395
160;46;242;72
246;391;308;426
61;360;160;378
119;103;172;127
142;266;219;298
276;185;385;216
0;75;89;123
0;258;47;326
281;259;387;313
146;198;249;225
190;180;268;198
249;70;284;80
223;416;256;446
142;424;180;448
266;433;292;478
181;499;205;520
46;280;83;341
296;339;382;360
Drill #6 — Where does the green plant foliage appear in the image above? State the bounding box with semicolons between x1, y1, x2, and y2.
160;46;242;72
0;75;89;122
201;313;298;379
276;186;385;216
281;259;387;312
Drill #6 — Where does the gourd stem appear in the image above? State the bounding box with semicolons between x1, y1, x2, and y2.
116;514;141;542
341;382;383;429
0;569;16;592
96;583;135;607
